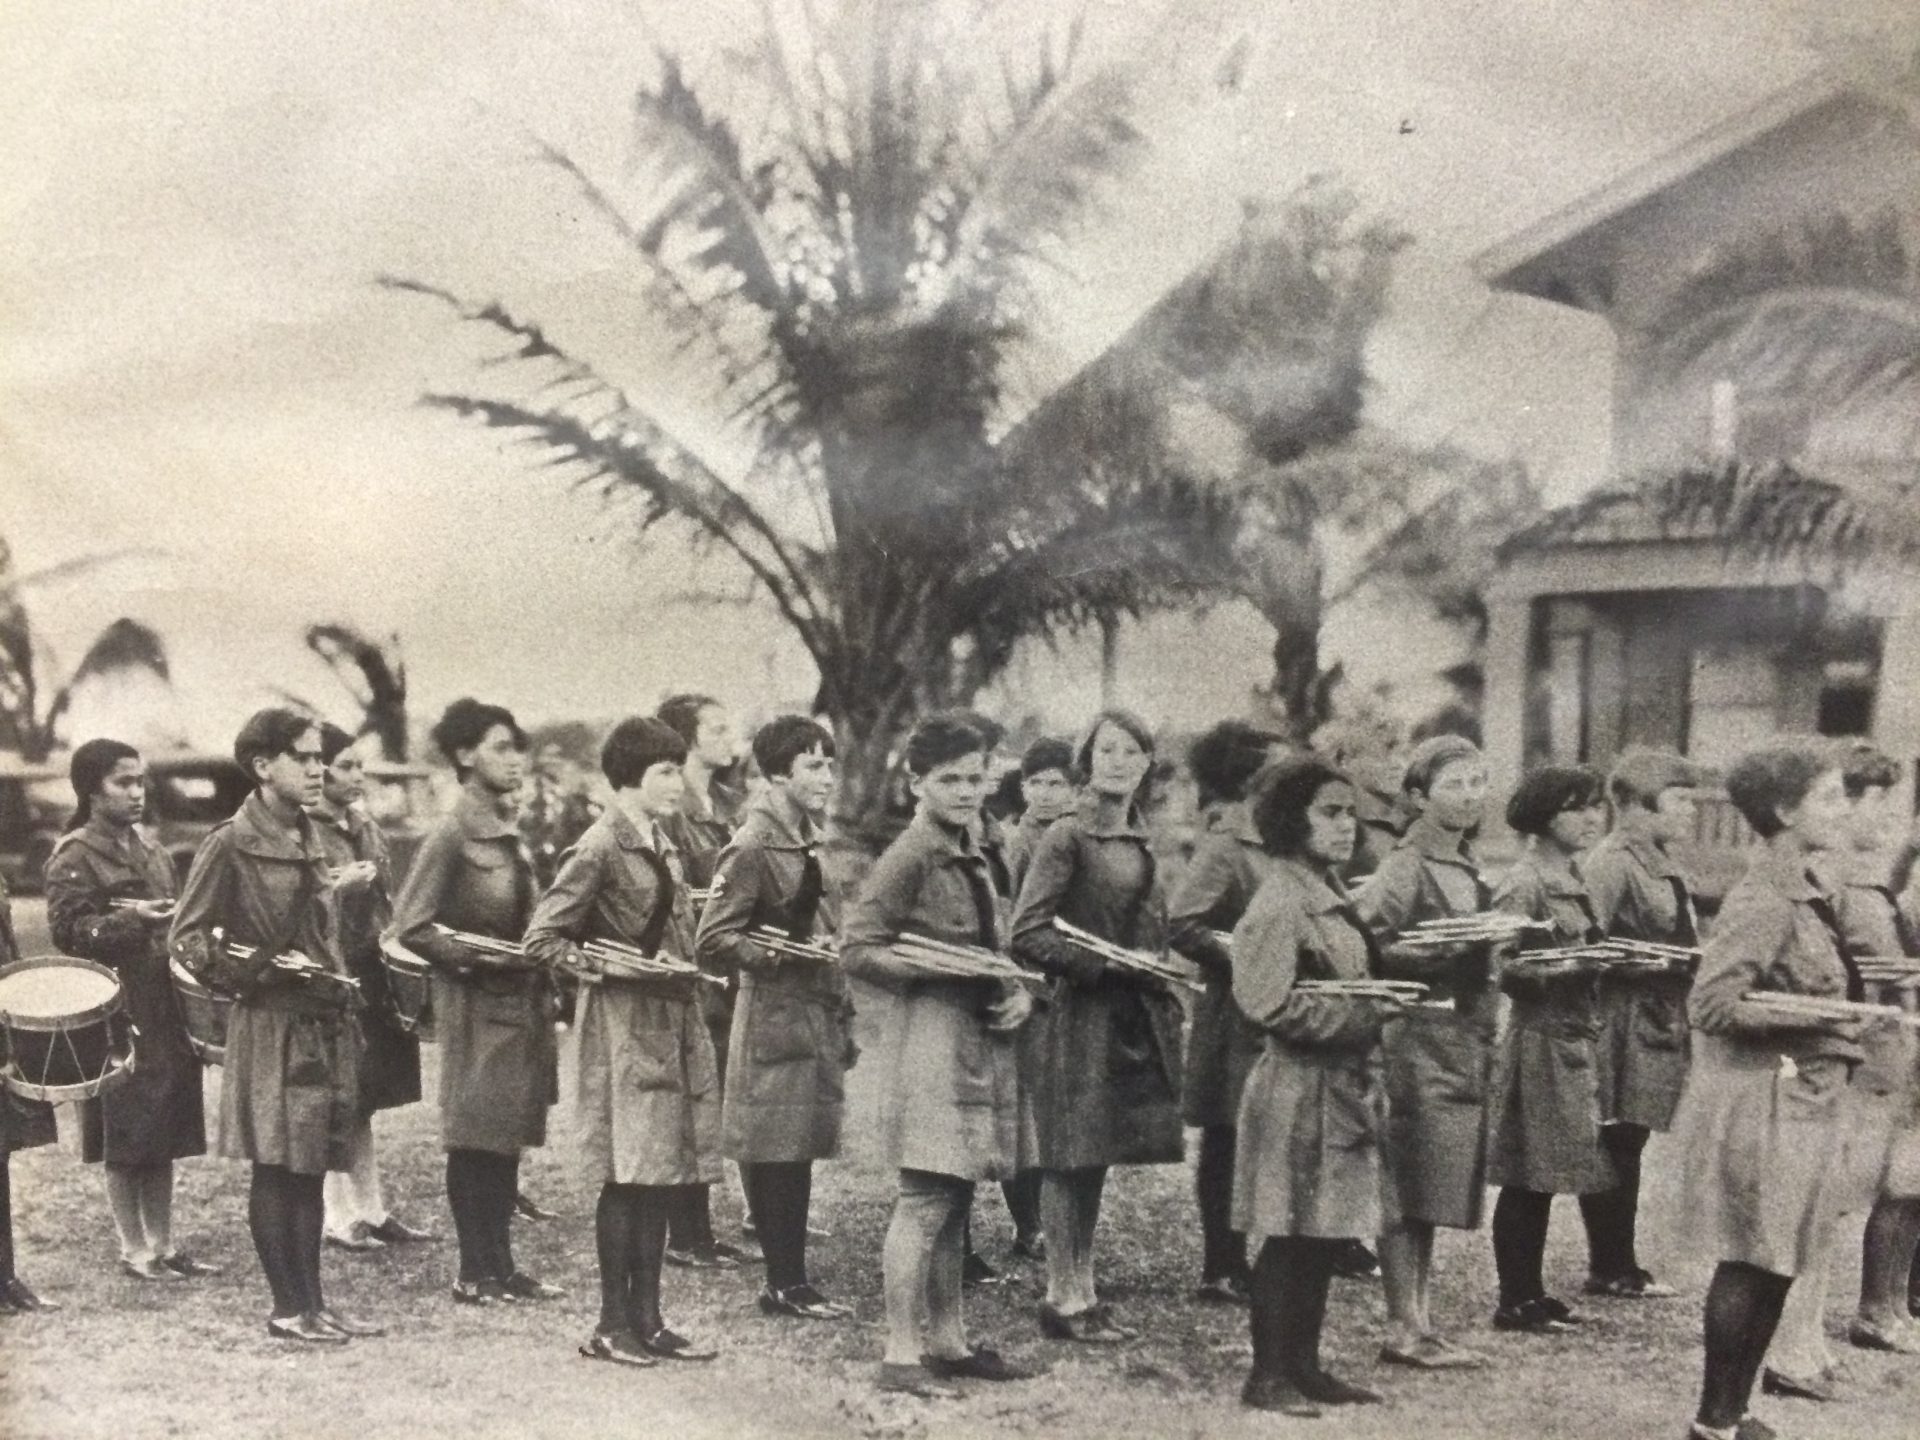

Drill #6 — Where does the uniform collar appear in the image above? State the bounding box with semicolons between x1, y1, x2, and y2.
741;787;819;850
1274;856;1349;914
909;808;980;859
1527;844;1587;897
1616;826;1681;880
230;791;313;860
70;814;137;864
1405;814;1476;868
605;801;676;856
455;786;520;841
1077;802;1149;842
1755;843;1820;902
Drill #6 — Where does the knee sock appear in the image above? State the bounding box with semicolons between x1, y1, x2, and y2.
141;1162;175;1258
106;1164;150;1264
882;1171;969;1365
595;1184;638;1333
1699;1261;1791;1429
1286;1239;1338;1380
667;1183;716;1251
628;1186;672;1336
249;1164;304;1318
1248;1237;1294;1380
489;1152;520;1280
289;1170;326;1313
1493;1187;1553;1307
744;1162;813;1292
1197;1125;1245;1281
445;1150;491;1284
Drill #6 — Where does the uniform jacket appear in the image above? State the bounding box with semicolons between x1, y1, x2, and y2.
1354;813;1496;1229
840;810;1032;1181
1231;858;1389;1241
524;802;719;1186
662;774;745;1031
169;793;357;1173
695;788;851;1162
387;787;551;1154
1168;807;1271;1128
46;817;205;1164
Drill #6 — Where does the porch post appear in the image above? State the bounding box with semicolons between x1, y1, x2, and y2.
1482;587;1533;834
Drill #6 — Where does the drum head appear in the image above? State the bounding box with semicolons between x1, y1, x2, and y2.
0;957;122;1030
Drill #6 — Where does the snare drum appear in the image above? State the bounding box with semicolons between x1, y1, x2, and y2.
380;937;435;1041
170;956;231;1066
0;956;135;1102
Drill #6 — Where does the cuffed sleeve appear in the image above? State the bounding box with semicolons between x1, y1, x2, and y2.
1009;824;1101;983
521;839;602;976
383;822;469;972
1689;885;1824;1037
1167;835;1241;979
694;844;781;978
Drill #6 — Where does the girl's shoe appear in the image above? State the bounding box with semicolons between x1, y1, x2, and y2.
580;1329;656;1367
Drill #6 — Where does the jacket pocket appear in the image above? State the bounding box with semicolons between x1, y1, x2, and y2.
1776;1056;1847;1124
1631;988;1687;1052
1322;1064;1379;1150
284;1017;334;1090
620;1011;683;1093
748;991;817;1066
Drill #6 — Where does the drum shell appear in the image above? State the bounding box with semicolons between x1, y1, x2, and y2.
0;957;133;1101
170;957;232;1066
380;940;434;1041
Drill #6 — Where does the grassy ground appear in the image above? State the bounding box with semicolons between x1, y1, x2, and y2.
4;897;1918;1439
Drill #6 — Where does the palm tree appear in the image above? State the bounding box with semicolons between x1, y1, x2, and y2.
302;623;410;761
0;534;172;761
388;4;1250;848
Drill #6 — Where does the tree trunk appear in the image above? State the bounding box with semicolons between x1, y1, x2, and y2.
1099;614;1120;705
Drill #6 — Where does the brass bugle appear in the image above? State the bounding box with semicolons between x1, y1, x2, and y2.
1295;980;1429;998
223;940;359;991
430;924;540;967
581;938;726;988
1744;991;1920;1028
111;897;174;912
750;928;838;963
889;937;1044;990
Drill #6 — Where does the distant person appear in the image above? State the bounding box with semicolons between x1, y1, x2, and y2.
1311;712;1412;882
1581;747;1704;1301
524;717;722;1366
0;868;59;1315
840;714;1036;1397
1354;735;1499;1371
387;699;562;1307
1673;740;1866;1440
655;692;755;1270
1013;709;1183;1344
45;738;217;1285
1169;719;1285;1304
307;724;432;1253
1004;738;1079;896
1485;766;1616;1336
171;708;376;1344
520;744;599;890
695;715;855;1320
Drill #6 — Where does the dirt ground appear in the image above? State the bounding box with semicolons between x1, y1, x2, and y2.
3;897;1917;1440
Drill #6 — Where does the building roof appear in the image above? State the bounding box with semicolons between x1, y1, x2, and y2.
1475;68;1860;300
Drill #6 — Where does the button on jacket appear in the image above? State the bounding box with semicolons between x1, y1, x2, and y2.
1485;850;1615;1196
386;788;551;1156
1230;858;1388;1245
1675;845;1862;1275
170;793;358;1175
1583;827;1697;1130
524;803;719;1187
1011;812;1184;1170
46;818;206;1166
1169;810;1272;1129
1354;814;1496;1230
840;811;1032;1182
695;789;852;1163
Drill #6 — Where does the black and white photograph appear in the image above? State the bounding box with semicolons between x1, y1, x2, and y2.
2;2;1918;1435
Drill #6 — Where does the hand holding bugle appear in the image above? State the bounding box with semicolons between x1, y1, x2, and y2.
225;940;361;993
1743;991;1920;1029
430;925;542;970
578;938;725;988
1053;919;1202;993
889;935;1043;990
1294;979;1432;1002
1398;914;1549;948
111;897;175;913
751;928;839;964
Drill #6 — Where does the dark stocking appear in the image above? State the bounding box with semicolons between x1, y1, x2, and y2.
288;1169;326;1313
1698;1261;1791;1430
445;1150;487;1283
248;1164;304;1319
627;1186;674;1336
1493;1187;1553;1307
1001;1169;1043;1245
1580;1123;1648;1279
743;1161;813;1291
666;1184;716;1251
595;1184;640;1334
488;1152;521;1280
1197;1124;1246;1282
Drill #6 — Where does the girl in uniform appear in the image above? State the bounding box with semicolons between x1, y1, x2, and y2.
45;738;216;1282
1003;738;1078;897
841;715;1036;1398
1012;709;1183;1344
1674;740;1866;1440
1484;766;1615;1335
387;698;561;1306
1169;719;1283;1303
308;724;430;1252
0;869;59;1314
170;708;373;1343
694;715;854;1320
1354;734;1497;1370
1580;747;1703;1300
1231;754;1398;1416
524;717;721;1366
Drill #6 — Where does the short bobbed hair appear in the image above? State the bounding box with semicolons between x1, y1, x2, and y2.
235;707;319;782
1402;735;1482;797
1724;739;1839;839
656;693;721;747
1188;719;1286;810
601;716;689;790
1505;764;1606;839
1250;755;1350;858
1020;737;1075;782
318;722;359;766
430;699;528;779
905;715;990;778
752;715;835;781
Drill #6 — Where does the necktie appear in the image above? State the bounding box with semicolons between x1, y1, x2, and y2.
787;849;824;942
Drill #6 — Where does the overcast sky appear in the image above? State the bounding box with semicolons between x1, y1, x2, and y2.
2;0;1913;752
